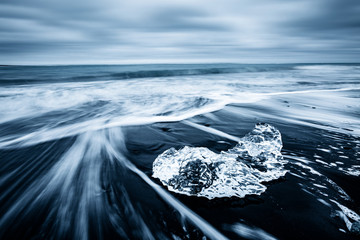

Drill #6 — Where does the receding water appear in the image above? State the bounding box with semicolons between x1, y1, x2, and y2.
0;63;359;239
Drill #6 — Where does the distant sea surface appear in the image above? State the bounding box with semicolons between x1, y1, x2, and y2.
0;63;359;239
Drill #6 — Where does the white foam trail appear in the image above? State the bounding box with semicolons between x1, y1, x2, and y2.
0;134;91;239
104;129;229;240
0;103;230;149
183;120;241;142
2;126;226;239
0;130;155;240
126;164;228;240
226;101;360;137
295;65;358;71
254;87;360;97
231;222;278;240
317;198;331;207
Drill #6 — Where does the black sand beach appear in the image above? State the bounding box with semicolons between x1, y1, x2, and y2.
0;64;359;239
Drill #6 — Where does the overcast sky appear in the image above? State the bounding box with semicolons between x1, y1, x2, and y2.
0;0;359;65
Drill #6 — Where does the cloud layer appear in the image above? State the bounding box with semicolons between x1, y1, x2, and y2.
0;0;359;64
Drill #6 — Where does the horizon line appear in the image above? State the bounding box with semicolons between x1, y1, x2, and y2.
1;62;360;67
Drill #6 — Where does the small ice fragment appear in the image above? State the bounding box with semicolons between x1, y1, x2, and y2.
152;123;287;199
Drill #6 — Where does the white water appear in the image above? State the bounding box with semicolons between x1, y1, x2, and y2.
1;64;360;149
0;127;229;239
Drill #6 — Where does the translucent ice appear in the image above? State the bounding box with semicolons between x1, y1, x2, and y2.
152;123;287;199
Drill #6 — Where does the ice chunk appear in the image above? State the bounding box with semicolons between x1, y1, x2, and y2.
152;123;287;199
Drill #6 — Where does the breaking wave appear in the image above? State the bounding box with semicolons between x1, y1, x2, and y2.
0;64;294;85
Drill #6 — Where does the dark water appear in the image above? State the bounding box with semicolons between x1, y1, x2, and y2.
0;63;359;239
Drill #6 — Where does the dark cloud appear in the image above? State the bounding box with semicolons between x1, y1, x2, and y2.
0;0;359;64
289;0;360;31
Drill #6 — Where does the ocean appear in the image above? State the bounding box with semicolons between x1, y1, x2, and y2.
0;63;359;239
